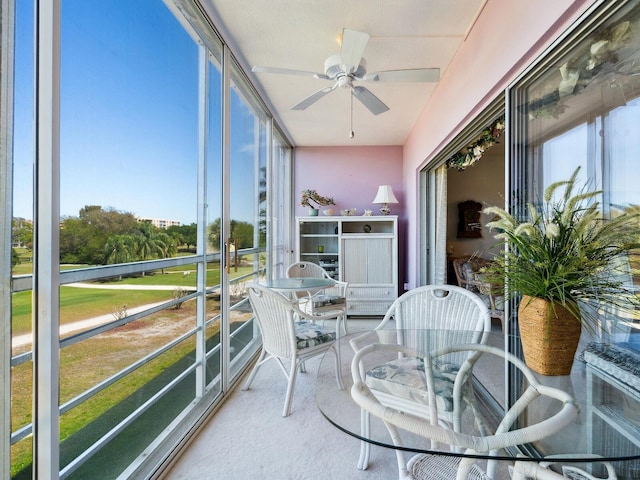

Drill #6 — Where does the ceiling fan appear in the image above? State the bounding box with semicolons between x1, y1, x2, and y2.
252;28;440;116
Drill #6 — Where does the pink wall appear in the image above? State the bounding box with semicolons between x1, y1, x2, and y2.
401;0;595;288
295;146;407;291
294;146;403;218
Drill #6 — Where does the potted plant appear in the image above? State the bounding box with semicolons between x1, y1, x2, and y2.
300;189;335;216
483;167;640;375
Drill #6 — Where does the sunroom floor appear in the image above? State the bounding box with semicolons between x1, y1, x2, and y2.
164;319;508;480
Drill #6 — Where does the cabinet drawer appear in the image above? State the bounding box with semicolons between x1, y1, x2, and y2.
347;286;396;299
347;300;394;316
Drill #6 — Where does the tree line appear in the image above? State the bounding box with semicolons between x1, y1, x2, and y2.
13;205;261;267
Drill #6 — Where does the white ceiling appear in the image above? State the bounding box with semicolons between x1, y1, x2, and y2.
201;0;487;147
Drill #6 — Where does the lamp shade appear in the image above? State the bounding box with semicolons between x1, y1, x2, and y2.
372;185;399;204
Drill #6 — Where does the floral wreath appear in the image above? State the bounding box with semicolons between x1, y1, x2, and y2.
445;116;505;171
527;20;631;120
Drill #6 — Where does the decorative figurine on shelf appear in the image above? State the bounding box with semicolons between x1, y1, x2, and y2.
300;189;335;216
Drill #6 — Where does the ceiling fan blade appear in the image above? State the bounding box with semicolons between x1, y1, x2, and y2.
252;65;330;80
291;85;337;110
351;86;389;115
361;68;440;83
340;29;369;73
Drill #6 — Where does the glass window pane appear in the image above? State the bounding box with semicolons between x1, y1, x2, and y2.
520;2;640;214
227;71;267;381
60;1;199;239
512;4;640;471
11;0;35;476
55;1;202;476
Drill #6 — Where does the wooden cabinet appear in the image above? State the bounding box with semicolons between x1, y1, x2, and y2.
296;216;398;316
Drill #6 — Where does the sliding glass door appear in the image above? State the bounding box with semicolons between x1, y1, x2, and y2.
509;0;640;471
511;0;640;335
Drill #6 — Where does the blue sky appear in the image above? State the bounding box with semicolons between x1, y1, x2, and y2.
13;0;259;226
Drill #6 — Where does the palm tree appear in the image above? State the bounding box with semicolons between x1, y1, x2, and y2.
104;234;137;279
152;231;178;274
104;234;137;265
135;223;165;276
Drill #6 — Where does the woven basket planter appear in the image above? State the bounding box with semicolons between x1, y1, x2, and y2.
518;295;582;376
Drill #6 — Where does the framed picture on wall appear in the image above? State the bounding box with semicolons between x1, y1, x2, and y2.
457;200;482;238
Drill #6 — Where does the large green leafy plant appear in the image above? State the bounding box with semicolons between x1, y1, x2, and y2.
483;167;640;331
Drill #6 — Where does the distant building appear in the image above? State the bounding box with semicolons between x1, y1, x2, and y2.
136;217;181;229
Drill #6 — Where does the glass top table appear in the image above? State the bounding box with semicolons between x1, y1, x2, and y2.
315;329;640;471
261;277;335;292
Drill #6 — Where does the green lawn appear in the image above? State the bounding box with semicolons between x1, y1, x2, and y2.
11;265;254;336
98;269;217;288
9;252;261;476
11;302;224;478
12;288;174;336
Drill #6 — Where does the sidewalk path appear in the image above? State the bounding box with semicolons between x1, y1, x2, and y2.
12;282;197;350
65;282;197;291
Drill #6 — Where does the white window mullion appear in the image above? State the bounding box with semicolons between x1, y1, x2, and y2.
252;116;260;273
34;0;61;477
265;118;273;279
195;45;209;397
433;165;448;285
220;44;231;394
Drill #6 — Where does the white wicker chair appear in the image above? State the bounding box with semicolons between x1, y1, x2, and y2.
286;261;349;335
242;282;343;417
351;343;579;480
452;255;505;333
349;284;492;470
511;456;618;479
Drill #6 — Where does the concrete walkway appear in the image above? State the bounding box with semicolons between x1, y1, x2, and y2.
12;282;197;349
65;282;197;291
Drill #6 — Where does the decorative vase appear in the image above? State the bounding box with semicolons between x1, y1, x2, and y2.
518;295;582;376
308;208;319;216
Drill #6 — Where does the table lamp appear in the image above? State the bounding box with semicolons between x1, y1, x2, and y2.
372;185;399;215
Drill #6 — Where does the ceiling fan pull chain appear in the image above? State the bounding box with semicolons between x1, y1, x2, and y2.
349;91;355;139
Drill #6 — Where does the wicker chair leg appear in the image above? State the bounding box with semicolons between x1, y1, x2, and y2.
357;409;371;470
339;314;349;336
242;348;267;391
332;344;345;390
282;357;299;417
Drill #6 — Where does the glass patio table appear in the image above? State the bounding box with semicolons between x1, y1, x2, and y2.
260;277;334;292
315;329;640;474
